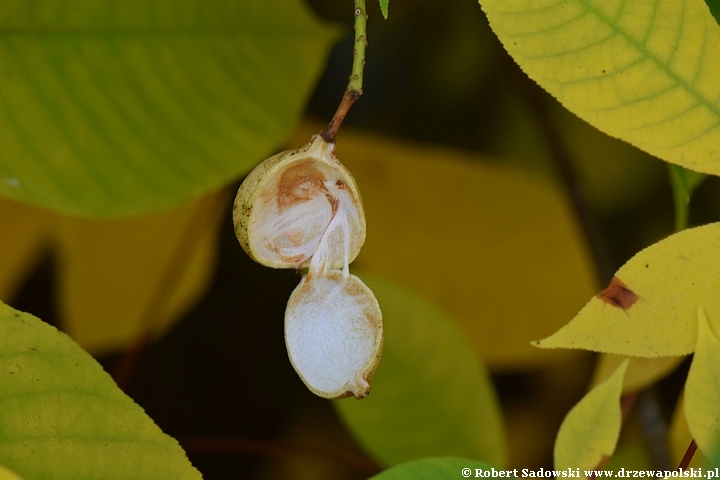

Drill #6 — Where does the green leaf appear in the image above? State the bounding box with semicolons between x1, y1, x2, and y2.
0;0;339;217
379;0;389;19
554;359;628;471
0;301;202;479
602;442;653;472
481;0;720;175
684;308;720;457
535;222;720;357
335;272;507;468
371;457;495;480
711;429;720;470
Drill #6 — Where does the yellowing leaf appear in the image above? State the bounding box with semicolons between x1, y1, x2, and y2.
53;190;225;353
481;0;720;175
0;465;22;480
0;302;202;479
291;123;597;369
554;359;628;472
685;308;720;457
592;353;685;393
536;223;720;357
0;198;51;301
0;0;339;216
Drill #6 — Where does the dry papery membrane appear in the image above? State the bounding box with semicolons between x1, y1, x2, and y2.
233;133;383;399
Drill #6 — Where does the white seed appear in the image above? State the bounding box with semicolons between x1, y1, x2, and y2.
285;271;383;399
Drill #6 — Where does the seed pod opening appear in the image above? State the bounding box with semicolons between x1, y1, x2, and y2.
233;134;366;274
285;271;383;399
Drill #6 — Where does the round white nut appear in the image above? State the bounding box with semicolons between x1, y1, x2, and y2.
285;271;383;399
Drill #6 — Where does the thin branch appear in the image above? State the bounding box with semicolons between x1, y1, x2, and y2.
322;0;367;143
678;440;697;470
112;189;229;390
179;436;382;475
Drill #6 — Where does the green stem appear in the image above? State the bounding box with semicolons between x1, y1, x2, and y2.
348;0;368;93
322;0;368;143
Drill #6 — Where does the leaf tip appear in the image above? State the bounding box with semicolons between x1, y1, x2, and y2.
379;0;389;19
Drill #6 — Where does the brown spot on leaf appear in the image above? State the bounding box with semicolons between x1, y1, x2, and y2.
597;276;638;309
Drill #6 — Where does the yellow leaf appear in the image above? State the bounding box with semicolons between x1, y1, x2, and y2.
536;223;720;357
481;0;720;175
592;353;685;393
290;124;597;369
554;359;628;472
0;465;22;480
685;308;720;457
53;191;225;353
0;198;51;301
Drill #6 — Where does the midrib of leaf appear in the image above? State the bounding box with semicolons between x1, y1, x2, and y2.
571;0;720;133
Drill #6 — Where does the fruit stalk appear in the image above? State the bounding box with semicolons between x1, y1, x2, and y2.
322;0;368;143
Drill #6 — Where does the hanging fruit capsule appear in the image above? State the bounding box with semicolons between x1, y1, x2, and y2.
233;133;366;276
233;133;382;399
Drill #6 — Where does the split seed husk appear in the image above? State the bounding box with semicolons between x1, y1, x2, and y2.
285;271;383;399
233;133;366;274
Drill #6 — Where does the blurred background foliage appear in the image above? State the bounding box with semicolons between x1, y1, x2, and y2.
2;0;720;478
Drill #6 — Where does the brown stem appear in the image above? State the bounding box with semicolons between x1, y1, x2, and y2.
112;189;229;390
322;89;362;143
178;436;382;475
620;391;639;421
322;0;367;142
678;440;697;470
